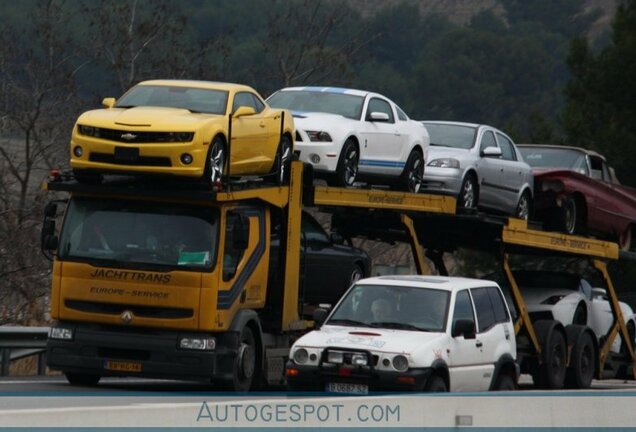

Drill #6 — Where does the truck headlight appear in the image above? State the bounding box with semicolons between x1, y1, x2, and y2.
428;158;459;169
49;327;74;340
179;336;216;351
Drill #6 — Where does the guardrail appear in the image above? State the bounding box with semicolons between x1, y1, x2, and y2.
0;327;49;376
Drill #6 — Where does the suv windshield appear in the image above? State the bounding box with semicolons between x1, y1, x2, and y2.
115;85;229;115
268;90;364;120
58;198;218;271
328;284;450;332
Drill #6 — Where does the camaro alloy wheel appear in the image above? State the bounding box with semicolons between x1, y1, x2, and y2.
276;137;292;185
206;139;226;185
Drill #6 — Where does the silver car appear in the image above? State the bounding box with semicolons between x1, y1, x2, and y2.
420;121;534;219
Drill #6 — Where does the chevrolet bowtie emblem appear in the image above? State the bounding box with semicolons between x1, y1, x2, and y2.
121;310;134;324
121;133;137;140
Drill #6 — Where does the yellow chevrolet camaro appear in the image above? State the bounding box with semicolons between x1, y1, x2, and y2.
70;80;295;185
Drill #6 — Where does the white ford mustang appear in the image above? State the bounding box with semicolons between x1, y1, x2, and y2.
267;87;429;192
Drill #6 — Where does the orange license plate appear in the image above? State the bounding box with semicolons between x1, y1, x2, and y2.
104;360;142;373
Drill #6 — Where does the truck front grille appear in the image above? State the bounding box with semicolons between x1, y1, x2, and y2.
65;299;193;319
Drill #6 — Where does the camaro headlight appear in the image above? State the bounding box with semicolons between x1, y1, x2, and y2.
166;132;194;142
392;355;409;372
306;130;332;142
428;158;460;169
78;125;100;138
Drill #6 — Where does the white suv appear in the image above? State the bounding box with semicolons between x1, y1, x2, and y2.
286;275;517;393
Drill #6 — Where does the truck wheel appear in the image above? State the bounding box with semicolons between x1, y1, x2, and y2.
231;326;257;392
65;372;101;386
534;321;567;389
565;329;595;389
424;374;447;392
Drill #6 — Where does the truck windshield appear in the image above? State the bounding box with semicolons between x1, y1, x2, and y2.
328;284;450;332
58;197;218;271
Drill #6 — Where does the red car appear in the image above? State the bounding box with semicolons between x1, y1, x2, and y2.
518;144;636;251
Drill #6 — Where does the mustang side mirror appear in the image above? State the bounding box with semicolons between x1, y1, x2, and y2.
102;97;116;108
452;319;476;339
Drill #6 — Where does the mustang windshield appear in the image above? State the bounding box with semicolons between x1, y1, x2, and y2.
328;284;450;332
423;123;477;149
58;198;218;271
519;147;588;175
115;85;229;115
268;90;364;120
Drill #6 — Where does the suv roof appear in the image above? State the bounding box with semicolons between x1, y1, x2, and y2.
357;275;498;292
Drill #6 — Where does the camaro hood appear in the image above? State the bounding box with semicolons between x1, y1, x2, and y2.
77;107;220;130
296;325;445;354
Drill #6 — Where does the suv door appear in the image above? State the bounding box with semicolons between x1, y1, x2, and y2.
448;289;486;391
470;286;515;390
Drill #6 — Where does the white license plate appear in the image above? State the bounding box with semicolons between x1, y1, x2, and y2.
326;382;369;395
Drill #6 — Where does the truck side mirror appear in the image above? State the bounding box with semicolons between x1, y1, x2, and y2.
452;319;476;339
44;202;58;218
232;214;250;250
41;219;58;252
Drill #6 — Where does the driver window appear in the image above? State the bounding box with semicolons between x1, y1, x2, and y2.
479;131;497;154
453;290;475;330
301;214;329;243
223;212;248;281
232;92;257;113
589;156;606;181
366;98;395;123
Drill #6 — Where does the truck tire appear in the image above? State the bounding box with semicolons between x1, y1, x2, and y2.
230;326;257;392
65;372;101;387
533;320;567;389
565;327;596;389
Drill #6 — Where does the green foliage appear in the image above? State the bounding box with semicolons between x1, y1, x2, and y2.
562;0;636;186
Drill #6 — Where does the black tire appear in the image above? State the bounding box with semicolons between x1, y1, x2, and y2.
273;135;292;186
332;139;358;187
349;265;364;286
565;330;596;389
563;195;584;235
515;190;532;220
620;320;636;356
203;137;226;186
619;225;632;252
65;372;101;387
229;326;257;392
494;372;516;391
424;374;447;392
534;321;567;390
401;150;424;193
458;174;478;211
572;303;587;326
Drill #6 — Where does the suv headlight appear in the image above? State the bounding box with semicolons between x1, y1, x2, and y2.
428;158;460;169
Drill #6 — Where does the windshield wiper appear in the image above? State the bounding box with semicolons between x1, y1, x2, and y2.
327;318;373;328
430;142;450;147
115;105;137;109
370;322;427;331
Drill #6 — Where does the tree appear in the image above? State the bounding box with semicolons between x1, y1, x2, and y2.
562;0;636;186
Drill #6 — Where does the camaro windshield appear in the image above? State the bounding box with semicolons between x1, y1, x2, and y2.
268;90;364;120
115;85;229;115
58;198;218;271
423;123;477;149
328;284;450;332
519;147;588;173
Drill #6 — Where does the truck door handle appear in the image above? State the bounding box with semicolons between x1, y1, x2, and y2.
476;340;483;348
